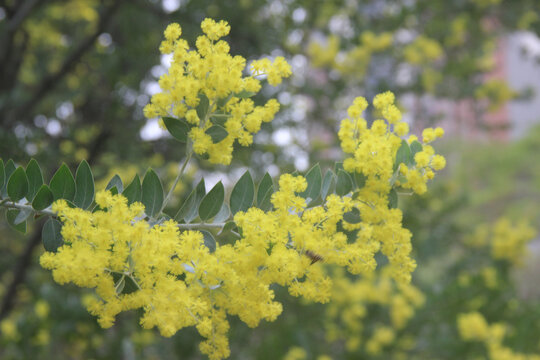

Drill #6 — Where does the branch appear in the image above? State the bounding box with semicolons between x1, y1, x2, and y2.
5;0;42;33
0;218;44;321
8;0;123;123
177;223;226;230
2;201;55;216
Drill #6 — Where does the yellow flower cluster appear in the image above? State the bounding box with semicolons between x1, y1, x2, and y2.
458;312;540;360
464;218;536;266
307;32;393;76
475;79;517;111
338;92;445;282
324;267;424;353
40;118;437;358
403;36;443;65
144;19;291;164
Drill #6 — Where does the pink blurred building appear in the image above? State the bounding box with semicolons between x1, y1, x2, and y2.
408;32;540;141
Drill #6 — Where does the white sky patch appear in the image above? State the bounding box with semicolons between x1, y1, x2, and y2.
518;31;540;56
98;33;112;47
56;102;74;120
292;7;306;23
145;81;161;96
140;118;166;141
46;119;62;136
272;128;292;146
161;53;173;68
162;0;181;13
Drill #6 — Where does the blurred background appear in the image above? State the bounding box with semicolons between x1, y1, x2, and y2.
1;0;540;359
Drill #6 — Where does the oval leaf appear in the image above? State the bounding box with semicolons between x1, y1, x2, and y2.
175;178;206;223
74;160;95;209
42;218;63;252
300;164;322;204
6;210;27;233
7;167;29;202
213;203;230;223
394;140;411;170
163;116;190;143
196;93;210;120
230;171;254;215
122;174;142;205
321;170;335;201
141;169;163;218
336;169;353;196
343;207;362;224
388;188;398;209
25;159;44;202
200;230;217;253
2;159;16;197
409;140;423;164
257;173;273;207
205;125;228;143
258;186;274;212
106;174;123;194
14;208;32;225
354;172;366;189
199;181;224;221
50;164;76;201
32;185;54;211
235;90;256;98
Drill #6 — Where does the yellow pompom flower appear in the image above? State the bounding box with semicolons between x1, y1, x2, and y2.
144;19;291;165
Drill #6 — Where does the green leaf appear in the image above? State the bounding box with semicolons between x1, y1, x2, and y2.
205;125;228;143
42;218;63;252
196;93;210;120
122;276;139;294
258;186;274;212
353;172;366;189
218;221;237;236
209;114;228;127
7;167;28;202
336;170;353;196
213;203;230;223
199;181;224;221
106;174;123;194
409;141;423;164
0;159;5;191
112;272;139;295
257;173;273;207
230;171;255;215
25;159;43;202
394;140;411;171
6;210;26;233
14;208;32;225
141;169;163;218
321;170;335;201
175;179;206;223
2;159;16;195
49;164;76;201
200;230;216;253
32;185;54;211
388;188;398;209
234;90;257;99
162;116;190;143
217;93;233;108
300;164;322;203
122;174;142;205
343;207;362;224
73;160;94;209
235;90;256;98
334;162;344;174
